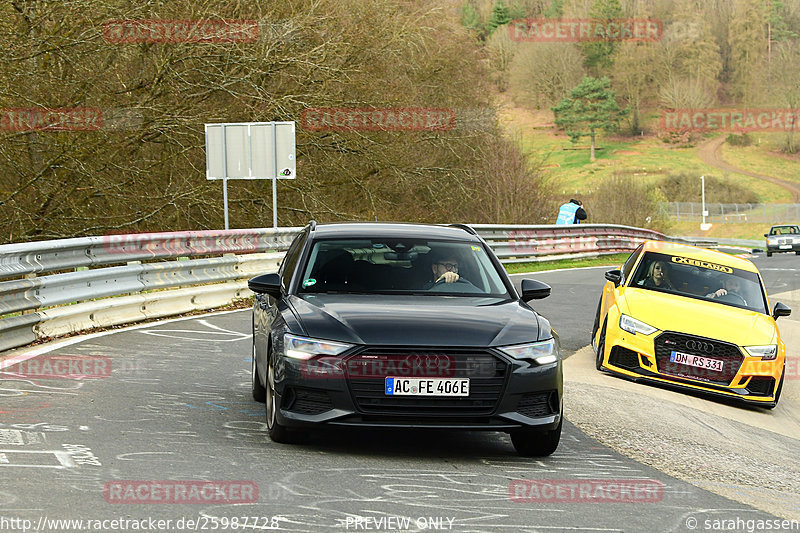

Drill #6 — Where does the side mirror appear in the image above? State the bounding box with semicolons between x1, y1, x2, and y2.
604;269;622;286
520;279;551;302
773;302;791;319
764;234;769;238
248;272;282;299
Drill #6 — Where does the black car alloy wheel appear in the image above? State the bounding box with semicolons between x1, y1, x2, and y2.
252;342;266;402
265;350;292;443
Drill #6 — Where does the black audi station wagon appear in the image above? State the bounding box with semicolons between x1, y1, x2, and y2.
248;222;563;456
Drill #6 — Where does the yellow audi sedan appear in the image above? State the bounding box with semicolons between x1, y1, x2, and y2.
591;241;791;408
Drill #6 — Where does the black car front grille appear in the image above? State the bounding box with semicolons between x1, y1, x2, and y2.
346;349;508;416
654;332;743;386
746;377;775;396
516;391;559;418
608;346;641;370
286;388;335;415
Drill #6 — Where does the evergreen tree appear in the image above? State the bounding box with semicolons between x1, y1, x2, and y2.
461;3;482;32
580;0;623;75
768;0;798;43
552;77;629;162
487;0;512;34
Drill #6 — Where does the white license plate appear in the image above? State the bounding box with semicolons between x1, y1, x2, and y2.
669;351;723;372
779;244;792;249
385;377;469;396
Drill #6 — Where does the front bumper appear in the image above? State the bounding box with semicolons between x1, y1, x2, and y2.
766;241;800;253
273;348;563;431
600;328;782;406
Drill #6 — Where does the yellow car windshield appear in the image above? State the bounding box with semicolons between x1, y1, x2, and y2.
630;251;768;314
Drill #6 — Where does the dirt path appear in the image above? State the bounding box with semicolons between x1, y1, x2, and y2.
698;136;800;202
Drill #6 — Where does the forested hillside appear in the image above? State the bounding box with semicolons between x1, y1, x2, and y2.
0;0;553;242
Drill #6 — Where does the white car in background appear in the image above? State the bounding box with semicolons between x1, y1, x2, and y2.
764;225;800;257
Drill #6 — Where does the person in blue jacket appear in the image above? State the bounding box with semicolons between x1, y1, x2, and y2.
555;199;587;225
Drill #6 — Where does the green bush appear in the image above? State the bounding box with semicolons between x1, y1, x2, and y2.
726;133;753;146
657;172;759;203
586;172;671;232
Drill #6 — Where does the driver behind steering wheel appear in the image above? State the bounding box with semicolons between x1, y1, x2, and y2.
424;251;464;288
706;275;744;303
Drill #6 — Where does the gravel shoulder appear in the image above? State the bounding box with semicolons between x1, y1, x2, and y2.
563;300;800;522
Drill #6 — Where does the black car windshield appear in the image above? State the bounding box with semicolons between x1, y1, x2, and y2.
297;238;511;296
630;251;768;314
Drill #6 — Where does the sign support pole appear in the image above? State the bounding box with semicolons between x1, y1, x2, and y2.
221;126;229;230
271;122;278;229
223;178;229;230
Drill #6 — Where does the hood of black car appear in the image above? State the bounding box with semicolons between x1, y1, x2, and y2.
288;294;546;347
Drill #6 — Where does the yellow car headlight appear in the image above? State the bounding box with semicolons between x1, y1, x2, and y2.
744;344;778;360
619;314;658;336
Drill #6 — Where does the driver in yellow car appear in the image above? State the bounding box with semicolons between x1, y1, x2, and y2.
706;276;743;300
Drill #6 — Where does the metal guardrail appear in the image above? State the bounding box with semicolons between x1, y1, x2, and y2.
0;223;702;354
661;202;800;224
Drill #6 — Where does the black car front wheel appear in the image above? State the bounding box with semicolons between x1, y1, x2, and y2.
265;352;292;443
510;415;562;457
252;342;266;403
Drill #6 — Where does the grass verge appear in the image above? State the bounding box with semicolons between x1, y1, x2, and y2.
504;253;630;274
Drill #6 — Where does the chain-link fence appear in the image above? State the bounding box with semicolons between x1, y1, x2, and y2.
660;203;800;224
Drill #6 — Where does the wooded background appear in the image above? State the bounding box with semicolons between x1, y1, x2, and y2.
1;0;798;242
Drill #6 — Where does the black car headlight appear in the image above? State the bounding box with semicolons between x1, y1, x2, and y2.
283;333;353;360
499;338;558;365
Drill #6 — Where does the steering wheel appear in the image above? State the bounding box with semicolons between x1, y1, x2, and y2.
718;292;747;306
434;277;472;285
428;277;480;293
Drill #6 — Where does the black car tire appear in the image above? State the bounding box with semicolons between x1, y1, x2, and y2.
590;296;602;349
510;415;562;457
252;341;266;403
766;369;785;410
767;251;772;257
265;350;292;443
595;319;607;371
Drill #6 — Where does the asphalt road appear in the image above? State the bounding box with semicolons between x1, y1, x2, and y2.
0;250;797;533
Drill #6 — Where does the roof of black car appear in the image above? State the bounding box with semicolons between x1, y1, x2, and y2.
310;222;480;241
